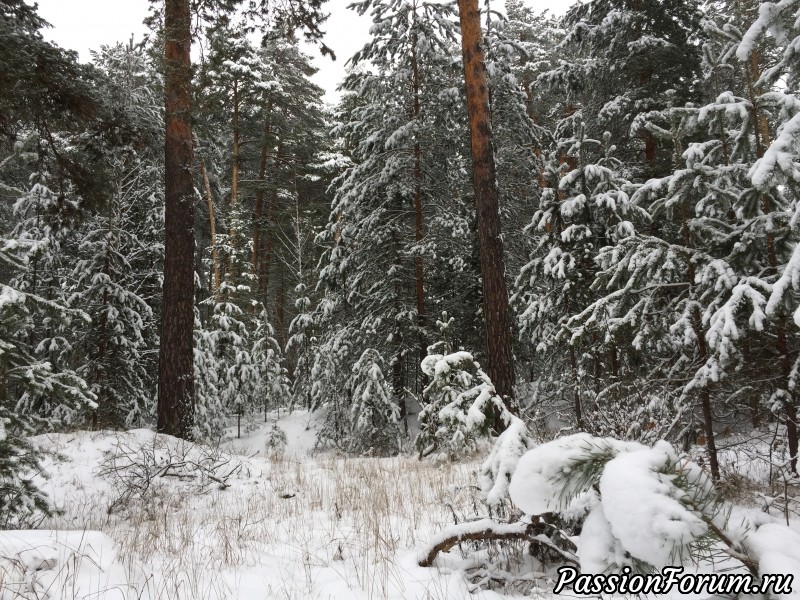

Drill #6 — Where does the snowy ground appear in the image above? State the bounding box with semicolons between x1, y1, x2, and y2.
1;412;798;599
0;411;516;600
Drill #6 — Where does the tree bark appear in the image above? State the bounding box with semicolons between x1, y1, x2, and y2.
262;141;283;299
158;0;195;439
456;0;516;408
411;22;427;376
252;100;273;279
231;80;240;210
200;158;221;301
418;517;577;568
276;262;286;349
681;198;720;481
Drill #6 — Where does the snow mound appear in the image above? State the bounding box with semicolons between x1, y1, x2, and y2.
0;530;135;600
745;524;800;600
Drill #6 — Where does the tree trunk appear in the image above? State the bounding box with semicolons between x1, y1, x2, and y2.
680;180;720;481
276;262;286;349
231;80;240;210
252;100;273;278
158;0;195;439
200;158;221;301
262;141;283;299
228;79;240;274
411;24;427;377
694;308;721;481
456;0;516;410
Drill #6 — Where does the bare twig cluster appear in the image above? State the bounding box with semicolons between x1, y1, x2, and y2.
98;435;246;515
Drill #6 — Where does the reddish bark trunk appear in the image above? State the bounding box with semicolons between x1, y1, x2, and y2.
262;141;283;299
158;0;195;439
457;0;516;410
231;80;240;210
276;263;286;349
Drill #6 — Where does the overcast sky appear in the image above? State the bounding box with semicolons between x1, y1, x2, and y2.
33;0;572;104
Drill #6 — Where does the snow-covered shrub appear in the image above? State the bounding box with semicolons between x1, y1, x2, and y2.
416;350;504;458
263;423;288;455
346;348;402;456
581;391;689;444
478;416;535;507
0;415;50;528
251;307;289;418
416;316;525;461
193;307;224;441
508;434;798;583
0;162;96;524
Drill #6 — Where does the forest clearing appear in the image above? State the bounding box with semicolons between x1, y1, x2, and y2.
2;410;796;599
2;0;800;596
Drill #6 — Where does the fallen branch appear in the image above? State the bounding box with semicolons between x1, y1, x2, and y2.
418;517;577;567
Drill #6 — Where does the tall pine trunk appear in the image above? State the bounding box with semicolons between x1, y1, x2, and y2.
458;0;514;408
200;158;221;301
158;0;195;438
411;23;427;376
252;100;273;280
457;0;516;412
231;80;240;210
262;141;283;300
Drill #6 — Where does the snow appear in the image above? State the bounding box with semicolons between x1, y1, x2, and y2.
508;433;642;515
577;502;630;573
736;0;796;63
420;518;531;559
599;441;707;568
3;417;800;599
2;416;503;600
745;524;800;600
0;530;132;600
226;408;320;458
0;284;24;310
767;241;800;324
479;417;533;506
749;112;800;188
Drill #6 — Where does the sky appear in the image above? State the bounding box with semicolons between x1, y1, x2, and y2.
32;0;573;104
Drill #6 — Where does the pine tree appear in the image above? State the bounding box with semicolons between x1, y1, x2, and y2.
417;313;517;459
252;306;289;420
543;0;705;178
192;307;224;440
159;0;195;438
69;174;156;428
456;0;517;407
507;433;789;580
68;41;164;428
0;144;95;525
347;348;403;455
314;0;463;448
514;114;644;432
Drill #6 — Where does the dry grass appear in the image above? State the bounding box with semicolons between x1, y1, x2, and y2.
18;431;493;599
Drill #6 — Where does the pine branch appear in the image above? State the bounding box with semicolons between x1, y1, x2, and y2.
418;517;578;567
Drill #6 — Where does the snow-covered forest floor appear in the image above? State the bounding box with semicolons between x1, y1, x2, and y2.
0;411;491;599
2;411;798;600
